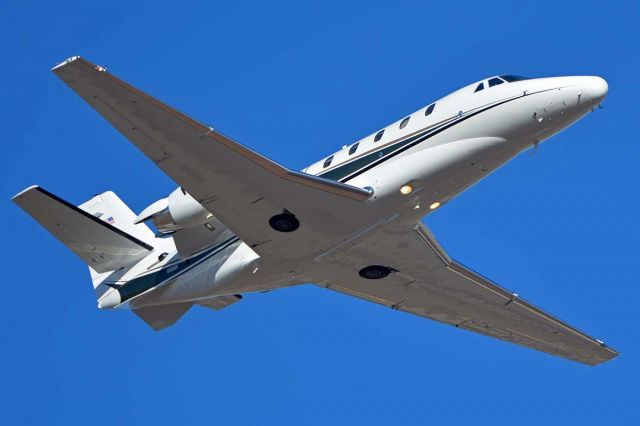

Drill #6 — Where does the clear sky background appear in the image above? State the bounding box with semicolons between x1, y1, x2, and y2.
2;1;638;424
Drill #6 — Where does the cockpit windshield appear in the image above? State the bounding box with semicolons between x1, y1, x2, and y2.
499;75;530;82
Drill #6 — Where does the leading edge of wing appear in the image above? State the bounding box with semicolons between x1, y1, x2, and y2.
415;224;619;365
51;56;372;202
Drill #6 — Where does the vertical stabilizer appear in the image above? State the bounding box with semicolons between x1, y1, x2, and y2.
80;191;155;247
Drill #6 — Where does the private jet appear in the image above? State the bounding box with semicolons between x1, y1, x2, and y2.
13;56;617;365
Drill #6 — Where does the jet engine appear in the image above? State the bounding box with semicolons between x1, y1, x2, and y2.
134;188;213;234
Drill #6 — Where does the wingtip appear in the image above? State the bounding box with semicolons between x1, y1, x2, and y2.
12;185;40;201
51;56;82;72
52;56;109;77
604;346;620;361
585;345;619;366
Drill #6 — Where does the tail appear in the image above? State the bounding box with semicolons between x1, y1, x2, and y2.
13;186;241;331
12;186;156;291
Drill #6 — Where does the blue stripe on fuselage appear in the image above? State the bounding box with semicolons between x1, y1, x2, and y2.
116;236;240;303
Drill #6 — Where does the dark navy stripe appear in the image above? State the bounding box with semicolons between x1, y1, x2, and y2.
317;94;527;183
116;236;239;303
317;120;452;182
318;117;458;181
341;97;519;182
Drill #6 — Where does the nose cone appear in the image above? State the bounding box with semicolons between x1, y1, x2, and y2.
584;76;608;104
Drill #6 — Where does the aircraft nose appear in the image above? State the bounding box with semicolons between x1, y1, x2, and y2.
583;76;608;104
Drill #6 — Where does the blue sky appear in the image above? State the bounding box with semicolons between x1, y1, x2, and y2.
2;0;638;424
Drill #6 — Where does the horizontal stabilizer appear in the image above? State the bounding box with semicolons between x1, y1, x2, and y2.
13;186;154;273
133;295;241;331
133;302;193;331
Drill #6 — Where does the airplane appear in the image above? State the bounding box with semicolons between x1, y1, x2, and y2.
13;56;617;366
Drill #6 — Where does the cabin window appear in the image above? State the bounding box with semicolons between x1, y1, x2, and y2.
349;143;359;155
323;155;334;168
399;116;410;129
500;75;529;82
488;77;505;87
474;82;484;92
424;103;435;116
374;129;385;142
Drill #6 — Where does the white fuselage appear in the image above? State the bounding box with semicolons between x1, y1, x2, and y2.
101;75;608;309
306;75;606;219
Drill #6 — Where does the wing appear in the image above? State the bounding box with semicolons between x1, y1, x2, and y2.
52;56;372;260
315;222;618;366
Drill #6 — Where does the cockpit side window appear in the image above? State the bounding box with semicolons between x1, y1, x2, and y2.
323;155;334;168
424;103;435;116
399;116;410;129
488;77;505;87
474;82;484;92
500;75;529;82
348;143;359;155
374;129;385;142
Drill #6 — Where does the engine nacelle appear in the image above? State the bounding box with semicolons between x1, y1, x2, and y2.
135;188;213;234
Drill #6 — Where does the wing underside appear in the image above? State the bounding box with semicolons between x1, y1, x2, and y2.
315;223;617;366
52;56;372;261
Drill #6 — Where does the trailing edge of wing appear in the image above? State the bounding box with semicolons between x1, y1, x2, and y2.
197;294;243;311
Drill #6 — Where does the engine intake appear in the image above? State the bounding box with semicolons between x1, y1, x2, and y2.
135;188;213;234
